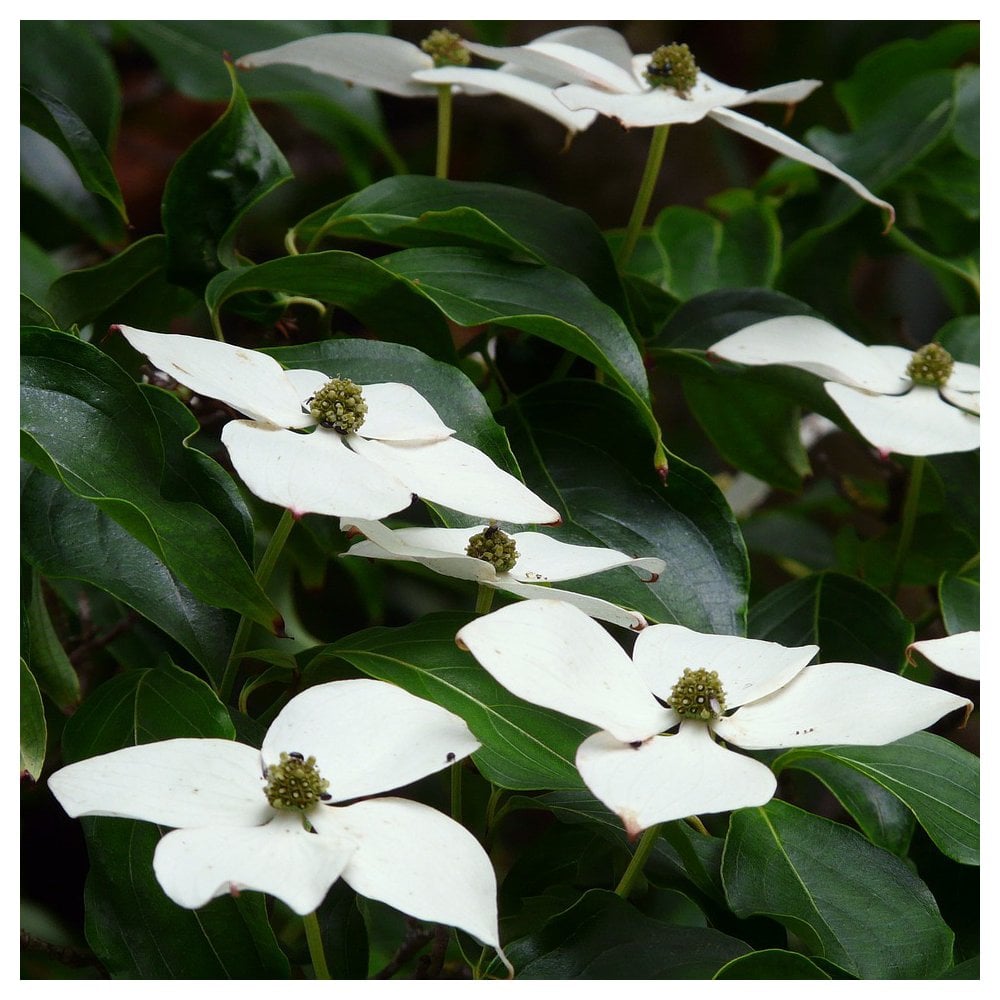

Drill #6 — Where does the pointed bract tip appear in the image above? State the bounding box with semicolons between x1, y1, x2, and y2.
881;205;897;236
455;635;470;652
108;323;123;335
630;614;649;631
959;701;974;729
343;524;362;539
229;882;241;898
644;572;660;584
272;616;290;639
222;50;234;65
621;810;644;842
289;507;306;521
876;448;892;462
545;515;563;527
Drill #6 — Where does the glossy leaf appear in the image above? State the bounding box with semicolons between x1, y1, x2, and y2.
61;666;289;979
722;800;954;978
21;87;127;222
505;889;749;979
939;567;980;634
936;314;979;365
22;464;236;684
266;337;521;474
20;234;61;308
25;568;80;709
292;175;629;316
303;612;591;791
377;247;660;445
20;659;47;781
161;61;292;289
20;328;279;632
206;252;455;361
714;949;832;979
749;571;913;671
775;733;979;865
500;380;749;634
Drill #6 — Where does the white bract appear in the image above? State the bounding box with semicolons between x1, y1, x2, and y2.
117;326;558;524
238;27;597;134
463;29;892;221
457;600;972;837
908;632;980;681
342;517;666;630
710;316;980;457
48;678;506;957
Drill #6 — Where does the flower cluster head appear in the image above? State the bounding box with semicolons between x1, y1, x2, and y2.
342;517;665;629
457;600;971;837
116;326;559;524
48;679;506;959
709;316;980;457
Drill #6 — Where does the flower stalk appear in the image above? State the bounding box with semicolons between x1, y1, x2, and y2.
614;823;662;898
435;85;454;179
303;910;332;979
617;125;670;268
888;457;925;600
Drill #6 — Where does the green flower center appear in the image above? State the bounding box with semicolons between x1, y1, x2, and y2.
906;343;955;387
643;43;699;96
264;751;331;811
668;668;726;721
420;28;470;67
308;376;367;433
466;524;518;572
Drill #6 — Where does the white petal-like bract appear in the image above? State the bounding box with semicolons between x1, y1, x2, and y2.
908;632;980;681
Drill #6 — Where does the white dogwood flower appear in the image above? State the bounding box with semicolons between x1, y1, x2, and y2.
48;679;506;957
342;518;665;630
116;326;559;524
457;600;971;837
464;30;892;221
710;316;980;457
238;27;596;134
908;632;980;681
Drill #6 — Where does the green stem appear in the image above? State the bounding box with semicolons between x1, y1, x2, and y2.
475;584;495;615
451;761;463;823
614;823;662;899
888;457;925;600
435;85;453;180
220;508;296;704
617;124;670;268
685;814;710;837
302;910;331;980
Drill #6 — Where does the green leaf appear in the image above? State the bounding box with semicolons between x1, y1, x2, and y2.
22;464;236;685
714;949;832;979
749;571;913;671
20;233;62;307
628;199;781;302
936;314;979;365
161;60;292;289
505;889;749;979
939;566;979;634
20;327;279;634
775;733;979;865
25;568;81;709
303;612;590;791
20;659;47;781
206;252;456;361
21;87;127;222
292;175;629;316
20;21;120;150
722;800;954;978
953;65;979;159
61;666;290;979
377;247;661;449
500;380;749;634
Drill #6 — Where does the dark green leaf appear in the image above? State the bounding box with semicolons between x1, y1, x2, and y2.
20;233;62;307
936;315;979;365
20;659;46;780
268;336;520;475
22;464;236;684
942;957;980;979
505;889;749;979
25;568;81;708
775;733;979;865
206;252;456;361
303;612;590;791
953;66;979;158
61;666;289;979
741;511;836;571
161;61;292;289
714;949;832;979
378;247;661;447
722;800;954;978
316;880;369;979
21;87;127;222
749;571;913;670
20;327;279;633
293;175;630;316
21;295;59;330
939;566;979;634
500;380;749;634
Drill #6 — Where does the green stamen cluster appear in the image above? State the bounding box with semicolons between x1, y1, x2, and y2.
308;377;367;433
466;524;518;573
421;28;470;67
643;43;698;97
668;668;726;721
906;343;955;387
265;752;330;811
